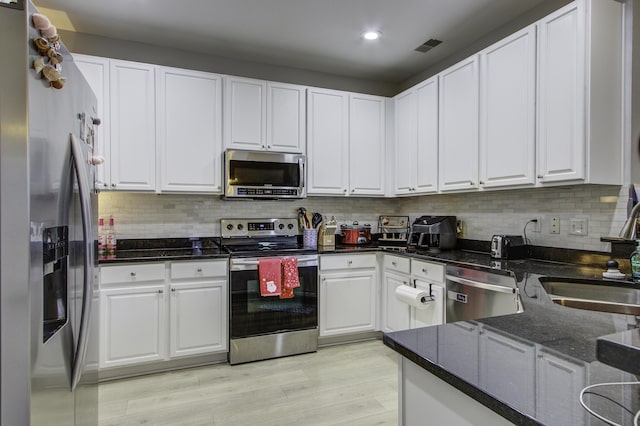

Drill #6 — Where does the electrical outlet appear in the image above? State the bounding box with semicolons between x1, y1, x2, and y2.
550;217;560;234
569;218;588;236
530;217;541;233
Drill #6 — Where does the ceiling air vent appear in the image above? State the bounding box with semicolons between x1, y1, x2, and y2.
414;38;442;53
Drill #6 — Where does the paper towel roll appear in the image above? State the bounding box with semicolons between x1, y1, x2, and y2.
395;285;433;310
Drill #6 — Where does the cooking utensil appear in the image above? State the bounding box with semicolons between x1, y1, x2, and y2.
312;212;322;229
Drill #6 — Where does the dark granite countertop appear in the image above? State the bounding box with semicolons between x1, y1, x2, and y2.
382;248;640;425
98;237;229;264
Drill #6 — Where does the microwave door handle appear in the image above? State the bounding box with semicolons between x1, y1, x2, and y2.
299;157;305;189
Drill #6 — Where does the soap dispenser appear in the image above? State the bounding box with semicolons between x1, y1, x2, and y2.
603;259;625;279
631;241;640;282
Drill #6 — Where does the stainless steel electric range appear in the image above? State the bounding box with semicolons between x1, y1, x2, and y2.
220;218;318;364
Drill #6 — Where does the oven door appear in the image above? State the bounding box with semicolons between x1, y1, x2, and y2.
229;255;318;339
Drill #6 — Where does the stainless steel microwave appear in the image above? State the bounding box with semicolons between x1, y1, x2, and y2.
224;149;306;199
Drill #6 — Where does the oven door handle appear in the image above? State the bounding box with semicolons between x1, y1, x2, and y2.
232;260;260;266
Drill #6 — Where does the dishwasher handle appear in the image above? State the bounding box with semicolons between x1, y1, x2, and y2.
446;275;517;294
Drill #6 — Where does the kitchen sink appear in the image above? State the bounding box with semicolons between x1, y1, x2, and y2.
539;278;640;316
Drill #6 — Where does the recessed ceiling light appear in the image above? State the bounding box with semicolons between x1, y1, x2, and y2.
363;31;381;41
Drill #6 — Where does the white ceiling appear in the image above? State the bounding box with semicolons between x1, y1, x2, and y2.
34;0;561;84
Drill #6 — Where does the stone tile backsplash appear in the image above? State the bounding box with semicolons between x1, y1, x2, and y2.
99;184;630;252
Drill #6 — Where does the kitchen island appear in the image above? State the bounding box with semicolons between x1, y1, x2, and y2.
383;250;640;425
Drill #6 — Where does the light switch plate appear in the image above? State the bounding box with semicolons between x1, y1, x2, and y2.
569;218;588;236
550;217;560;234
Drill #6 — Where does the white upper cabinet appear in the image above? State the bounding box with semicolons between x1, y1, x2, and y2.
537;3;585;183
438;56;479;192
267;81;306;153
224;76;266;151
307;88;386;196
394;76;438;196
224;76;305;153
109;60;157;191
479;25;536;189
307;88;350;195
156;67;223;193
74;54;111;191
537;0;623;185
348;93;386;196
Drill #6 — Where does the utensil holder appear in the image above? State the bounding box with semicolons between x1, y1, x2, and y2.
303;229;318;248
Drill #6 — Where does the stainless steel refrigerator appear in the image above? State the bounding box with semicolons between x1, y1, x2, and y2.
0;1;100;424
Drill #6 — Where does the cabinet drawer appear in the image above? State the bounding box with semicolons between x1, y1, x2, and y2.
411;260;444;284
383;255;410;274
100;263;166;286
321;253;377;271
170;260;227;280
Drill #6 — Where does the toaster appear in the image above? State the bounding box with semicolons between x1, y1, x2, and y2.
490;235;527;259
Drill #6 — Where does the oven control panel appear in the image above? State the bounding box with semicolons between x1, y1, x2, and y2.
221;218;298;238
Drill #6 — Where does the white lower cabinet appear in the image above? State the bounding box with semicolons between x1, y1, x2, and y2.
101;284;167;368
536;348;588;426
382;256;445;332
478;328;536;417
319;254;377;337
169;261;228;357
99;259;228;370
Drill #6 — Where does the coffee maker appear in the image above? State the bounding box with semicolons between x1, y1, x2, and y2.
408;216;457;252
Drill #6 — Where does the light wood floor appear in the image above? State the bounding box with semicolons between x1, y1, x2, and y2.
98;339;399;426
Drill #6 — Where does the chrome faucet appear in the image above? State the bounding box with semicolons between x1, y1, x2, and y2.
619;202;640;240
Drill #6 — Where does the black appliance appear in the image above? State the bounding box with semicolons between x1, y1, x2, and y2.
221;218;318;364
408;216;457;252
490;235;527;259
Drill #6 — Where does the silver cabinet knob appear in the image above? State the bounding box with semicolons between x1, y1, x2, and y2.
392;261;397;266
171;288;176;292
479;181;484;185
469;181;474;185
351;189;355;193
348;260;353;265
130;272;136;277
196;268;203;272
158;289;164;294
343;189;347;193
422;268;427;273
537;175;544;179
111;183;116;188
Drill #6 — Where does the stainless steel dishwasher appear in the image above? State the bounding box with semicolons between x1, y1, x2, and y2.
445;265;522;323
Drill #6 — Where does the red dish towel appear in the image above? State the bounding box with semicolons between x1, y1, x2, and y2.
280;257;300;299
259;258;281;297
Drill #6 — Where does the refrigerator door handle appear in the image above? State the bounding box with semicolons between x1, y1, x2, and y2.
69;133;94;391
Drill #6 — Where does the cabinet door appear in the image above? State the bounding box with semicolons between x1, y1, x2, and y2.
74;54;111;191
100;285;166;368
411;281;443;328
157;67;223;193
438;56;479;192
224;76;266;150
109;60;156;191
169;280;227;357
348;93;386;196
438;321;479;386
479;26;536;189
267;82;306;153
382;273;411;332
319;270;376;336
394;88;417;195
536;349;587;425
307;88;349;195
478;328;536;416
537;2;585;183
414;77;439;194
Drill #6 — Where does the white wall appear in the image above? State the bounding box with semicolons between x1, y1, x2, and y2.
99;184;628;252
